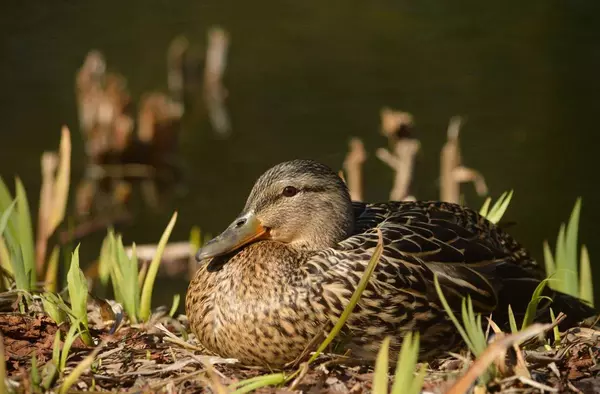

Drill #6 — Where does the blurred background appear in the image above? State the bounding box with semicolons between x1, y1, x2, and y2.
1;1;599;305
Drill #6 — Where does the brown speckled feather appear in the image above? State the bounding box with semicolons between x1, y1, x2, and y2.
186;161;595;367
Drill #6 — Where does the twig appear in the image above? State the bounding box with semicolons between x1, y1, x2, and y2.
288;362;310;391
167;36;189;106
137;92;183;144
377;140;420;201
85;163;156;180
125;242;193;263
377;108;420;201
203;26;231;136
487;317;530;379
59;210;133;245
440;116;488;203
446;323;553;394
517;376;558;392
380;107;414;144
342;138;366;202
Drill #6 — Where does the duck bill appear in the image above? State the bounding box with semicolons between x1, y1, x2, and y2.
195;212;268;261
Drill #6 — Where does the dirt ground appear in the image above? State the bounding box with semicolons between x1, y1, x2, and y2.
2;306;600;394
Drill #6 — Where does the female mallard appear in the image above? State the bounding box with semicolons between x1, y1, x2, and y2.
186;159;595;367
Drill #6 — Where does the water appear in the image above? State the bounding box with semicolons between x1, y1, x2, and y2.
1;1;599;305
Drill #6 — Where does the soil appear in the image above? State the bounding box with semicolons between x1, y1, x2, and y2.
2;302;599;393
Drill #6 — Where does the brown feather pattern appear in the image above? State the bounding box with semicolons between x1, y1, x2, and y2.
186;161;595;367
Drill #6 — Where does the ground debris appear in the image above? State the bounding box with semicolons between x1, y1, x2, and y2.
2;309;600;393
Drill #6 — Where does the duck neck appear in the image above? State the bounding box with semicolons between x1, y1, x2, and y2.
216;241;312;296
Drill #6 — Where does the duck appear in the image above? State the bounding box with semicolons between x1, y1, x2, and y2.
185;159;595;367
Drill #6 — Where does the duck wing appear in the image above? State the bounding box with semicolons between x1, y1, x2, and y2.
308;201;543;320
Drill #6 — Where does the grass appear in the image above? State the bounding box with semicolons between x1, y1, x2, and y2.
520;279;553;330
58;340;105;394
40;292;67;325
0;179;36;291
372;333;426;394
308;228;384;363
66;246;93;345
0;127;71;295
59;321;83;373
434;273;493;385
97;212;178;323
139;212;178;321
0;127;595;392
479;190;514;224
543;199;594;306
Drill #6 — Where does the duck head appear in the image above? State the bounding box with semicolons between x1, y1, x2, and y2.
195;159;354;261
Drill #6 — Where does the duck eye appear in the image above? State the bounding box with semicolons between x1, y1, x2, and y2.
282;186;298;197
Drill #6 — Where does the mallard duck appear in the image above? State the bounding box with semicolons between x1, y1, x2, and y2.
186;159;595;367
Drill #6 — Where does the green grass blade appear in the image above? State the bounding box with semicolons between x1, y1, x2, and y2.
0;200;16;237
58;341;103;394
521;279;551;329
113;237;139;322
391;332;420;394
564;199;581;295
44;246;60;292
59;322;81;373
40;360;58;391
66;246;92;345
466;298;486;356
372;337;390;394
554;224;568;294
0;177;17;237
434;274;475;353
479;197;491;217
309;229;384;363
565;198;581;265
0;201;16;288
230;373;286;394
0;237;12;276
139;212;178;321
408;365;427;394
15;178;36;288
543;241;556;278
463;298;480;355
108;237;128;319
229;373;285;390
97;233;112;286
487;190;514;224
130;244;141;314
52;331;61;369
579;245;593;306
41;293;67;325
2;230;27;290
30;354;40;388
507;305;518;334
549;308;561;346
169;294;181;317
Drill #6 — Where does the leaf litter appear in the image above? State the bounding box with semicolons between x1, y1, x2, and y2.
1;299;599;394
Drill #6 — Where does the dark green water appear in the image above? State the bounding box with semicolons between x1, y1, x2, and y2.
1;1;599;305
